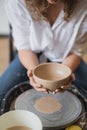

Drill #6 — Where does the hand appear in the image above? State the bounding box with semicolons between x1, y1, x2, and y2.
27;69;48;93
52;73;75;94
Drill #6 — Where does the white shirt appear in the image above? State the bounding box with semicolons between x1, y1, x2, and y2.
5;0;87;62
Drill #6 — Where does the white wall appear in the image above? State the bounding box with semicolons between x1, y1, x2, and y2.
0;0;9;35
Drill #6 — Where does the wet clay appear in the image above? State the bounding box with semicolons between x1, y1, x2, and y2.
34;96;62;114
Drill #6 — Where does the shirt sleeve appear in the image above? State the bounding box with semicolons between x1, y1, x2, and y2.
71;15;87;57
4;0;31;50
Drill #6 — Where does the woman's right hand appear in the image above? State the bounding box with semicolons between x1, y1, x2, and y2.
27;70;48;93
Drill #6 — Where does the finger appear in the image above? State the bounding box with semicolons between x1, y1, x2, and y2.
27;69;33;77
60;83;71;89
53;88;65;93
72;73;75;80
30;76;41;88
71;73;75;81
52;91;59;94
54;89;59;93
30;76;48;92
54;76;73;93
56;88;65;93
33;84;48;93
61;76;73;89
35;87;48;92
66;73;75;85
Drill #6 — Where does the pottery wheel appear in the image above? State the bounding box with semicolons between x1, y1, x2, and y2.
15;89;82;129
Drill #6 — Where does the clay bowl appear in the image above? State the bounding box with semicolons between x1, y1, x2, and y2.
33;63;72;91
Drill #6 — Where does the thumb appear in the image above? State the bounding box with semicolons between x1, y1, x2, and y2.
72;73;75;81
27;69;33;77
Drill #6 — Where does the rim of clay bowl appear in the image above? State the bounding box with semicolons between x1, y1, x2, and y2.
33;63;72;82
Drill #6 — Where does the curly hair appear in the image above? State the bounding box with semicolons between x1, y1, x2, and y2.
25;0;78;21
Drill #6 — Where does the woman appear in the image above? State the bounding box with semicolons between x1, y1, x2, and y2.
0;0;87;106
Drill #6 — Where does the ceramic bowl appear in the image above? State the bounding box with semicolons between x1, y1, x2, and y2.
33;63;72;91
0;110;42;130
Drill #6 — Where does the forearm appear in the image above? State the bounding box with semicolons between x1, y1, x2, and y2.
62;53;81;72
18;50;39;70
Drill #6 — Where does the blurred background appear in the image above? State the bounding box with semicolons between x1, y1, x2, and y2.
0;0;87;76
0;0;12;75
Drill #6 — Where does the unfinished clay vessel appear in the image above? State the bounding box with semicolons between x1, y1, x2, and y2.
33;63;72;91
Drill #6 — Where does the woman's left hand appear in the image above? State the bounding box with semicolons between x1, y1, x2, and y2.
52;73;75;94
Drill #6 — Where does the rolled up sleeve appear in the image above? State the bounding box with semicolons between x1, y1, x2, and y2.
71;15;87;57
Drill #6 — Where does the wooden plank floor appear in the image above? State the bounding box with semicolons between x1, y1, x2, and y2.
0;37;87;75
0;37;9;75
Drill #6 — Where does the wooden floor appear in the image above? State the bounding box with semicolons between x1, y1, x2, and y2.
0;37;9;75
0;37;87;75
